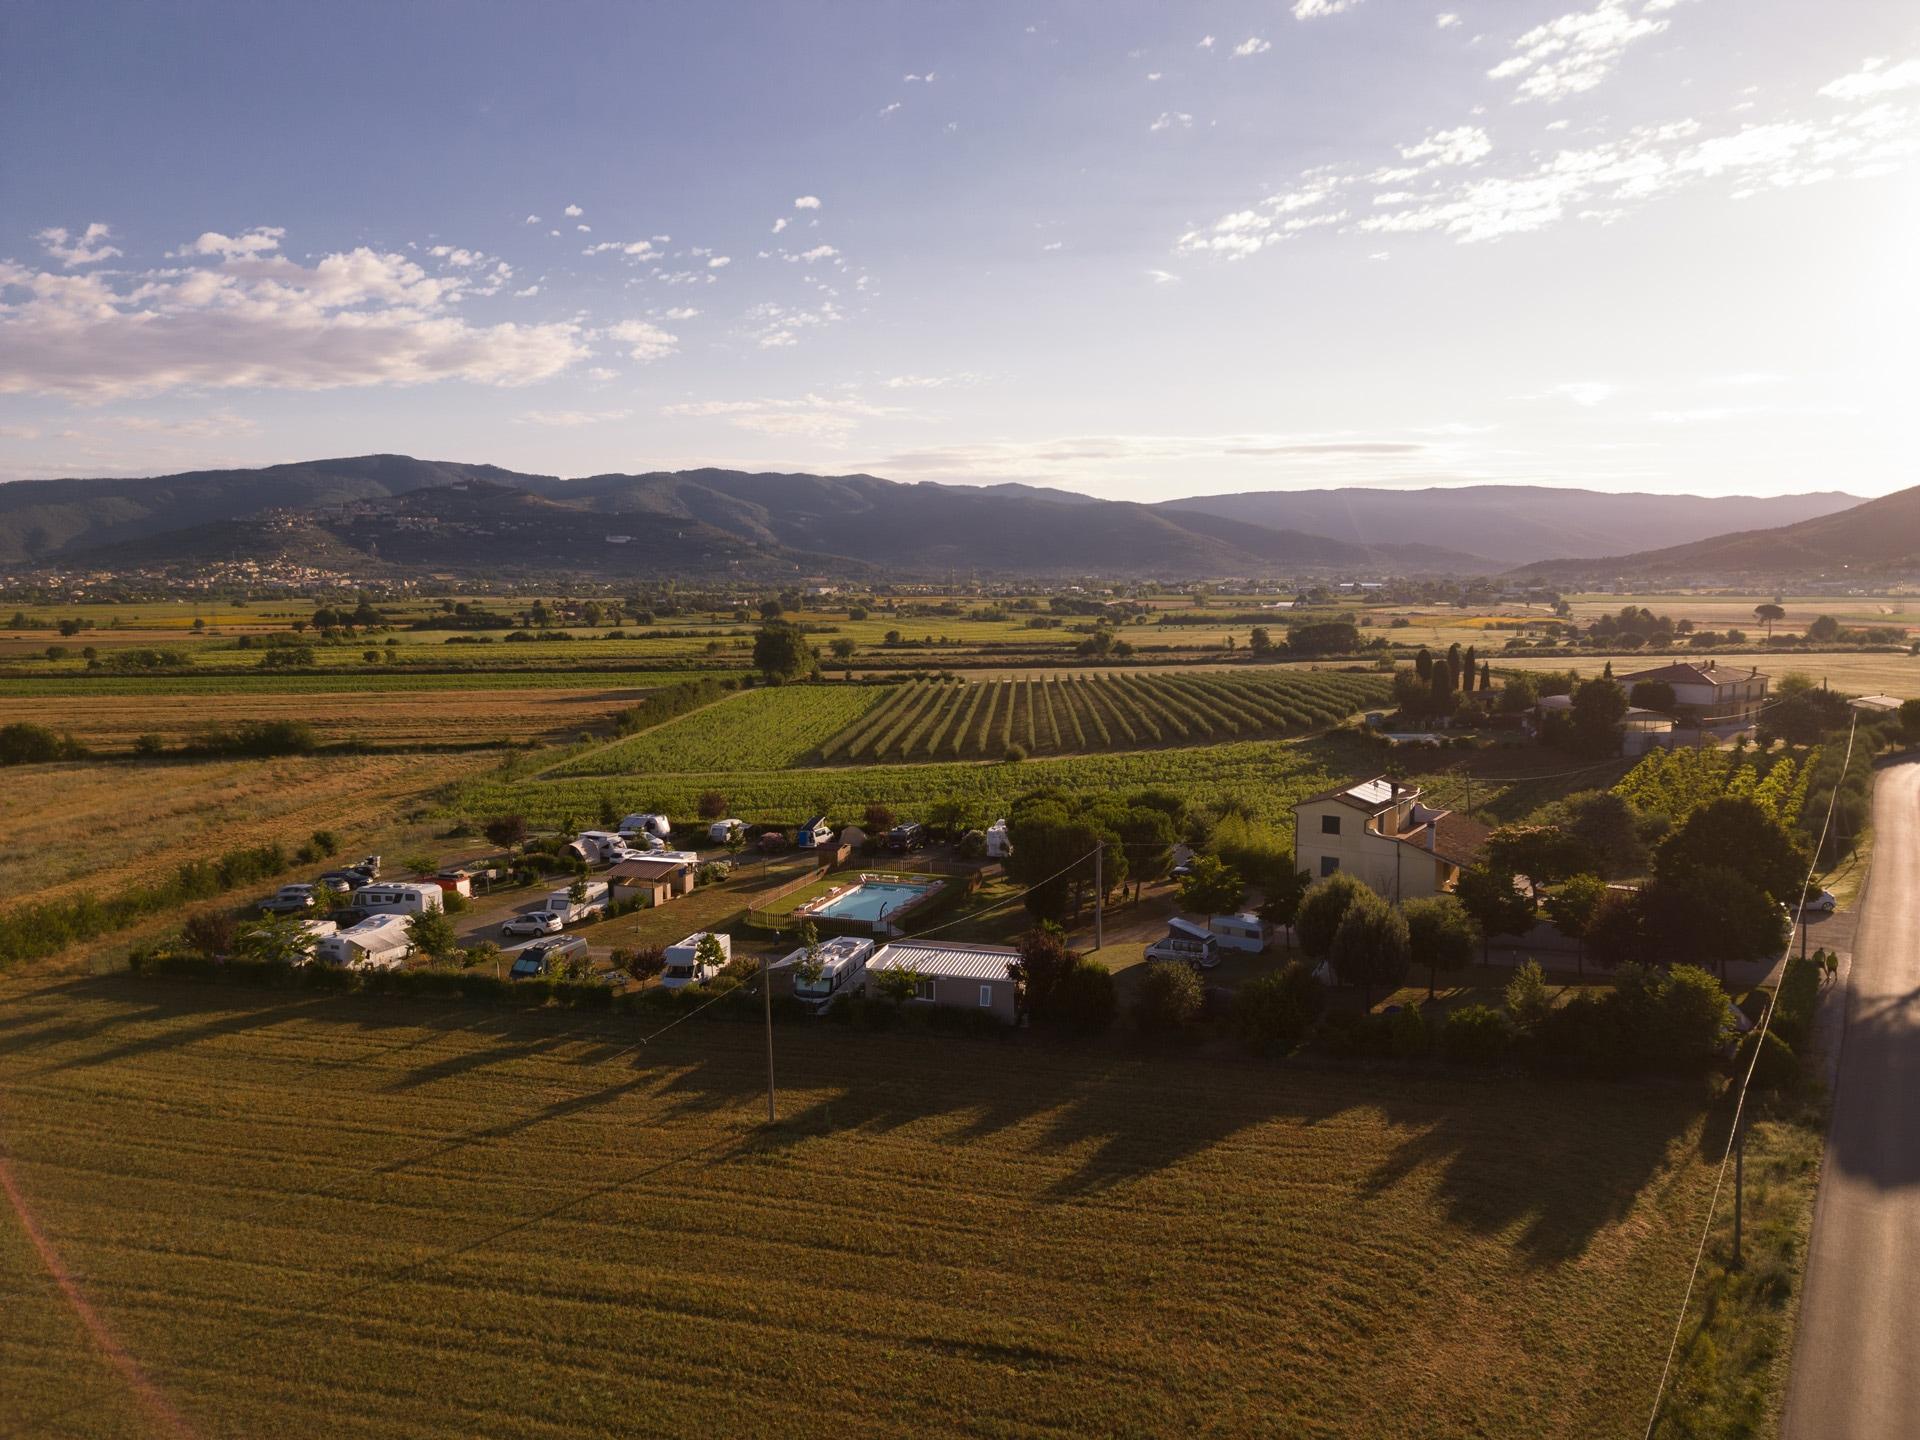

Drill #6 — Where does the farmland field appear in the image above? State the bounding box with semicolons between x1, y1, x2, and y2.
0;669;726;697
551;684;892;777
1498;649;1920;698
0;978;1721;1440
819;671;1391;764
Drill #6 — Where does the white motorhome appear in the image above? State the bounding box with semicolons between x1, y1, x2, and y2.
1208;913;1270;954
619;812;673;839
708;818;747;845
616;828;666;853
353;882;444;917
574;831;628;864
986;819;1012;859
542;880;609;923
780;935;873;1014
315;915;413;969
660;931;730;991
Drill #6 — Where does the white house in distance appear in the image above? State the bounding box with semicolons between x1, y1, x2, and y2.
1615;660;1769;729
1291;776;1489;902
866;940;1020;1023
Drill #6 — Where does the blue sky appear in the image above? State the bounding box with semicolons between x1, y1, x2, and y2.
1;0;1915;500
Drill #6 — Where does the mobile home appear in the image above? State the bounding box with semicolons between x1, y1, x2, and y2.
314;915;413;969
352;882;445;917
865;941;1019;1023
776;935;874;1014
542;880;609;923
660;931;730;990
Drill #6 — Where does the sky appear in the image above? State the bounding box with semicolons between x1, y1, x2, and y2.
0;0;1916;501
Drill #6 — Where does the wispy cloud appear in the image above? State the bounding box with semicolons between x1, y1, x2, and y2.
515;407;632;427
37;222;123;267
1294;0;1364;17
1233;37;1272;58
1487;0;1676;103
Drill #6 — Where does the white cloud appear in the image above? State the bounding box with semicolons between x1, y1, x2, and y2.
1233;37;1272;57
603;319;679;362
587;367;618;382
514;284;541;297
1175;175;1347;257
707;255;731;269
1397;125;1493;167
1294;0;1363;16
564;203;584;217
797;245;838;262
794;196;822;209
882;372;986;390
37;222;124;267
427;245;485;267
903;71;935;83
1147;71;1163;81
879;101;902;117
1151;111;1194;132
1198;34;1216;48
583;239;662;261
1041;241;1064;252
1488;0;1673;103
1146;269;1181;284
1436;12;1461;28
0;238;586;399
524;214;541;224
662;306;701;320
772;217;789;233
741;299;844;349
515;407;631;427
1519;380;1618;405
1820;57;1920;102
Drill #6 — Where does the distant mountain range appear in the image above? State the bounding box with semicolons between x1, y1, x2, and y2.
1509;484;1920;582
0;455;1877;581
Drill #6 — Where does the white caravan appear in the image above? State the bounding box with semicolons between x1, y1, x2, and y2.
353;882;444;917
315;915;414;969
542;880;609;923
660;931;730;991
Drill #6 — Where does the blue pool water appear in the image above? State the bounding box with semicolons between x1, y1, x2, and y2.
808;881;934;923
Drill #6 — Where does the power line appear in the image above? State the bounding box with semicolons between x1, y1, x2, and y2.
1641;709;1859;1439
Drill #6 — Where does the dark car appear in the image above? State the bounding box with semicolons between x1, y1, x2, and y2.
317;870;373;892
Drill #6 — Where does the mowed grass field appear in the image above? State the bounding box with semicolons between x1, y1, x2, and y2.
1499;649;1920;698
0;979;1721;1440
0;753;497;905
0;687;650;751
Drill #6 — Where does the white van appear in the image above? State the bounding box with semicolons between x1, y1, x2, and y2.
353;883;444;917
1208;913;1269;954
708;818;747;845
660;931;730;991
1145;918;1219;969
315;915;413;969
780;936;873;1014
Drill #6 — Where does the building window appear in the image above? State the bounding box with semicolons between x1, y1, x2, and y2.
915;978;937;1001
978;985;993;1008
1320;856;1340;877
1320;814;1341;835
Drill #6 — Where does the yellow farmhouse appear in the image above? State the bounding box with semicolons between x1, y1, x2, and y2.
1291;776;1490;903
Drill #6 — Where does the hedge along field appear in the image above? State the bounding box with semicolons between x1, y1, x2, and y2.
818;670;1392;764
0;980;1720;1440
550;684;894;777
455;735;1360;830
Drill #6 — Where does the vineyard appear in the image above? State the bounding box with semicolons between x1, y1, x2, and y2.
1612;744;1819;826
550;683;890;777
818;670;1391;764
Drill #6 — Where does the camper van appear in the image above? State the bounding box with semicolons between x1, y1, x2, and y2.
618;813;673;839
708;817;747;845
659;932;730;991
573;831;630;864
314;915;413;970
508;935;590;980
794;815;833;848
1208;913;1270;954
1145;917;1219;969
780;935;873;1014
886;822;927;852
352;883;444;917
542;880;609;924
986;819;1012;859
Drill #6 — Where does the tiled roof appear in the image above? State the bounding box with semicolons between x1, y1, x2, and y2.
1618;662;1766;688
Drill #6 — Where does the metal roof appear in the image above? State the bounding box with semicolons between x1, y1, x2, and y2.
869;941;1018;983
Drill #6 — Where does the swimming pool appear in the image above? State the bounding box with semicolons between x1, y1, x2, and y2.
796;875;943;930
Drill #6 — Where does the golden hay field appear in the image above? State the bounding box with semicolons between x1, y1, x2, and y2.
1499;649;1920;698
0;980;1722;1440
0;687;642;750
0;752;494;905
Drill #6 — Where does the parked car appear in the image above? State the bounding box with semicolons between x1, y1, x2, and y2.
317;869;373;893
501;910;567;938
259;883;318;914
312;874;356;897
509;935;590;980
1802;889;1838;913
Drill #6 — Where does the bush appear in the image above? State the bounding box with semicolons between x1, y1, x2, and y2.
1442;1004;1515;1065
1051;958;1118;1035
1230;962;1326;1056
1387;1003;1433;1060
1505;959;1552;1030
0;722;85;766
1133;961;1204;1038
1736;1029;1799;1090
1770;953;1823;1050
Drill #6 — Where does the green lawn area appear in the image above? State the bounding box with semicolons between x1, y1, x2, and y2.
0;975;1726;1439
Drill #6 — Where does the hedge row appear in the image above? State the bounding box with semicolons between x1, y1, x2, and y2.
0;843;292;968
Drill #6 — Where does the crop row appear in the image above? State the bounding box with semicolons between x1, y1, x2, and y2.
818;671;1390;764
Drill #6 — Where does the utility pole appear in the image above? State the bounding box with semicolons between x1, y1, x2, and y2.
1732;1111;1745;1268
761;951;776;1124
1093;846;1104;951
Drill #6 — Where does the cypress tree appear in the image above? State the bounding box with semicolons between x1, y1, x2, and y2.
1415;648;1433;681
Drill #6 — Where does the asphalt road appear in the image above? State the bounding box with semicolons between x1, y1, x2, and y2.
1782;756;1920;1439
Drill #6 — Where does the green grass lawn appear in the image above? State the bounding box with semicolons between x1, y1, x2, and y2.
0;975;1726;1439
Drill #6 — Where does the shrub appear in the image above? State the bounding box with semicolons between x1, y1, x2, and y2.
309;830;341;858
1132;961;1204;1038
1770;953;1823;1050
1387;1003;1432;1060
0;722;84;766
1230;962;1326;1056
182;910;236;959
1051;958;1118;1036
1295;871;1373;958
1736;1029;1799;1090
1442;1004;1515;1065
1505;959;1552;1030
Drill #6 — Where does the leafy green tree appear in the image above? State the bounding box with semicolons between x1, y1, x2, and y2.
829;638;857;662
1545;790;1646;879
1485;824;1595;897
1753;602;1785;637
1655;796;1808;904
483;814;528;852
752;621;817;682
1544;873;1607;977
1295;871;1372;959
1404;893;1479;998
873;962;923;1005
1258;868;1311;951
1132;960;1203;1037
233;911;319;966
1230;962;1326;1055
1505;958;1552;1030
182;909;236;959
407;909;458;960
1328;889;1411;1009
1455;866;1534;962
1178;855;1245;915
694;932;728;976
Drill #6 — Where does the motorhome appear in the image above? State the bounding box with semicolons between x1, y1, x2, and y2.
779;935;874;1014
352;883;444;917
507;935;589;980
314;915;413;969
659;931;730;991
986;819;1012;859
573;831;628;864
886;822;927;852
619;812;673;839
1145;917;1219;969
1208;913;1270;954
708;817;747;845
542;880;609;923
